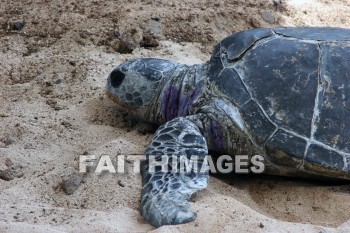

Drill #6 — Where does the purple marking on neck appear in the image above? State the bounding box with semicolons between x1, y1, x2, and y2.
161;85;203;122
178;87;203;116
207;119;224;152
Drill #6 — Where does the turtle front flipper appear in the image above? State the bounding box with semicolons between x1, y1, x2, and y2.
140;117;208;227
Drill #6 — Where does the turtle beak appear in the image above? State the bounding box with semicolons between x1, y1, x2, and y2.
106;88;131;113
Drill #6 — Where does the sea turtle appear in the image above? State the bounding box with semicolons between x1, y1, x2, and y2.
106;27;350;227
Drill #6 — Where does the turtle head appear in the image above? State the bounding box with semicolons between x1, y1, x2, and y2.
106;58;178;121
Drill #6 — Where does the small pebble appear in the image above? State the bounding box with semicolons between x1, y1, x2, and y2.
151;17;160;22
5;158;13;167
54;79;62;84
0;169;14;181
61;121;72;128
0;164;24;181
11;20;25;30
273;0;282;7
62;172;83;195
118;180;125;187
69;61;76;66
261;10;275;24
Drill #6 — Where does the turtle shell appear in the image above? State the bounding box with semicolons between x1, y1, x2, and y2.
210;27;350;178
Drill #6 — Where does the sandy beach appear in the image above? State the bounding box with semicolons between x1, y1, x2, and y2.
1;0;349;232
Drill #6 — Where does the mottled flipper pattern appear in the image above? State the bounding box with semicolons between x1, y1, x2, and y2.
140;117;208;227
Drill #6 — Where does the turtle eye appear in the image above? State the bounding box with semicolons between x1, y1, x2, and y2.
110;69;125;88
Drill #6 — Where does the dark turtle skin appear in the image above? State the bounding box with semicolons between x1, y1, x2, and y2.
106;27;350;227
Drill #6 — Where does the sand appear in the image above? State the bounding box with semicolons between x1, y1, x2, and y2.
0;0;349;232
